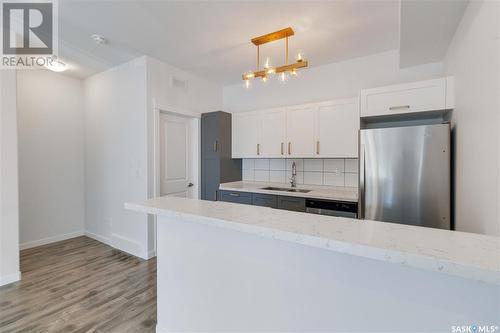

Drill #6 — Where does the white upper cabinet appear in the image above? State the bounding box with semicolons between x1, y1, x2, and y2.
231;99;360;159
232;111;262;158
360;77;453;117
315;99;359;158
286;105;316;158
261;108;286;158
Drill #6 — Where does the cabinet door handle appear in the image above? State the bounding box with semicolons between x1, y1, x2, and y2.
229;193;240;197
389;105;410;111
316;141;320;155
214;191;217;201
257;143;260;155
281;142;284;155
288;142;291;155
213;140;218;152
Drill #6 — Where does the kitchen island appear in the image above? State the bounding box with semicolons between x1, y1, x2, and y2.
126;196;500;333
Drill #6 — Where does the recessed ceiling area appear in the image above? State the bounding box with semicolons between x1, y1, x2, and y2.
57;1;400;83
399;0;469;68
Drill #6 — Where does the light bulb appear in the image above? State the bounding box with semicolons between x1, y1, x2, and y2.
245;72;255;80
296;52;303;62
291;68;298;77
245;79;251;89
279;72;290;82
264;57;271;69
266;68;276;75
262;76;268;83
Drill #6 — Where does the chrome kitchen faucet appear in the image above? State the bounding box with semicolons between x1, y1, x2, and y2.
290;162;297;188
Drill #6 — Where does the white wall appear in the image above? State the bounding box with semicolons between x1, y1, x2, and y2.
145;56;223;254
444;0;500;236
83;57;150;259
0;70;21;286
223;50;444;112
83;56;222;258
17;70;85;249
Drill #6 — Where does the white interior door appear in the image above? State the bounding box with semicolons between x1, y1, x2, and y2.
160;113;194;198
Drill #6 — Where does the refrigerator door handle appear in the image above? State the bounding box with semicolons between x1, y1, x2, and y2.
358;142;365;219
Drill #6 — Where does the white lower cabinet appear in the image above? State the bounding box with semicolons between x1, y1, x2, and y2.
315;99;359;158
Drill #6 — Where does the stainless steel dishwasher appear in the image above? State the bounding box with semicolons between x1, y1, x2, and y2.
305;199;358;218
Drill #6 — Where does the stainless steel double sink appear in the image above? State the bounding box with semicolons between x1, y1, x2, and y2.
260;186;311;193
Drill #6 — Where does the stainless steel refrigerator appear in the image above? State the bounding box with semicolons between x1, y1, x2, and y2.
358;123;450;229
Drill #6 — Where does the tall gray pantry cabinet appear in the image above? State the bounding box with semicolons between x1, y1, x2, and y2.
201;111;241;201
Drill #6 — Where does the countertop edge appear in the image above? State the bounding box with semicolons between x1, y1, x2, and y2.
125;202;500;285
219;182;359;202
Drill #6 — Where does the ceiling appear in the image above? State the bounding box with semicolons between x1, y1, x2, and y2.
399;0;469;68
57;0;400;84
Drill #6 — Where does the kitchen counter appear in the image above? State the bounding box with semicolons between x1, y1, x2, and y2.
219;181;358;202
126;196;499;284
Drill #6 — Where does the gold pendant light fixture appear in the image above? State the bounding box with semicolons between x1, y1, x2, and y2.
242;27;308;88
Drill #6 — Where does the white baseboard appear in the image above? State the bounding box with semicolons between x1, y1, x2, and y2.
85;231;148;260
84;230;111;245
20;231;85;250
147;249;157;259
111;233;147;259
0;271;21;287
155;325;168;333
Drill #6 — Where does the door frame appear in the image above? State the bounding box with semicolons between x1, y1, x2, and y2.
151;100;201;255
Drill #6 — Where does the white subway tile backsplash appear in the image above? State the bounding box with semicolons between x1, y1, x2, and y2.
285;159;303;171
254;170;270;182
345;173;359;187
269;159;285;171
242;159;255;170
254;159;270;170
269;170;286;183
242;169;254;181
303;172;323;185
241;158;358;188
324;173;345;186
345;159;359;173
304;159;323;172
324;159;344;173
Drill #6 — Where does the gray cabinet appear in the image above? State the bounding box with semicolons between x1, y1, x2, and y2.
218;189;306;213
201;112;241;201
277;196;306;212
252;193;277;208
218;190;252;205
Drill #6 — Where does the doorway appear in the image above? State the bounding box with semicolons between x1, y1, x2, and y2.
159;112;199;198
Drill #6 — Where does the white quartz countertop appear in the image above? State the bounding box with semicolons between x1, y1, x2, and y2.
126;197;500;284
219;181;358;202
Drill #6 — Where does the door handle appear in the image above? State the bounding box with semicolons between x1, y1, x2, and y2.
316;141;320;155
229;193;240;197
389;105;410;111
187;182;194;187
281;142;284;155
288;142;291;155
213;140;218;152
257;143;260;155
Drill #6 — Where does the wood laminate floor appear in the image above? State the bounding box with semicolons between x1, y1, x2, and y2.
0;236;157;333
